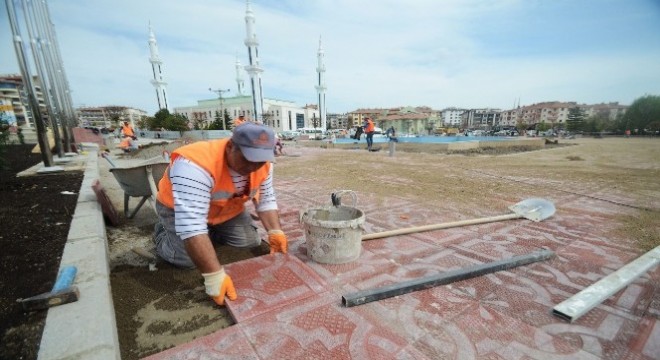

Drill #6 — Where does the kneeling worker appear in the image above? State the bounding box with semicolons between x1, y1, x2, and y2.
153;122;288;306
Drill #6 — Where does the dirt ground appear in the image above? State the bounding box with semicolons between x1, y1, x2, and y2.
2;137;658;359
0;145;83;360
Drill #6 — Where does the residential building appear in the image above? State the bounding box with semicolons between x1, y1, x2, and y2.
499;101;628;129
0;74;48;127
440;107;466;127
76;106;147;129
462;108;502;129
349;106;440;135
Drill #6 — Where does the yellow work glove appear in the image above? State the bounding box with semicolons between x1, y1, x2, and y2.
202;267;237;306
268;229;288;254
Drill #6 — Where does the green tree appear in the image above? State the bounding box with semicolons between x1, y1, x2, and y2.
222;109;232;130
207;111;224;130
623;95;660;133
566;107;585;132
164;113;189;131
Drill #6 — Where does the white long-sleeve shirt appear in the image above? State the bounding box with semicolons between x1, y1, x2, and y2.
168;157;277;240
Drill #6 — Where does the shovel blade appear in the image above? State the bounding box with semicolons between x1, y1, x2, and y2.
509;198;555;222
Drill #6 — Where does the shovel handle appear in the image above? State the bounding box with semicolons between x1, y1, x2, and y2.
362;213;521;241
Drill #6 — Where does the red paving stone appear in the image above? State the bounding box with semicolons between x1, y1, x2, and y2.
146;149;660;359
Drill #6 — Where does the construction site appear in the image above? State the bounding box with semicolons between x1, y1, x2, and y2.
1;133;658;359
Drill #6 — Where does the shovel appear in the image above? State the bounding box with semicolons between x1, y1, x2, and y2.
362;198;555;241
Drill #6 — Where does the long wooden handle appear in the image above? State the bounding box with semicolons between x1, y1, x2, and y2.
361;213;521;241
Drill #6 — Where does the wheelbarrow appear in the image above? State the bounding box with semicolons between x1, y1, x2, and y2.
106;155;169;219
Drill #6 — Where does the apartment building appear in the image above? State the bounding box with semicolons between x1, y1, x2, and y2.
499;101;628;128
440;107;466;127
349;106;440;135
76;106;147;129
0;74;48;127
462;108;502;129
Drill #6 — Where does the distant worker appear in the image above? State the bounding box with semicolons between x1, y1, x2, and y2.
363;117;375;151
386;126;398;142
118;136;139;153
233;115;246;129
274;134;285;156
153;122;289;306
121;121;136;140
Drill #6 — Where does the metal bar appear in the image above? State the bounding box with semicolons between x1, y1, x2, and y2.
552;245;660;322
342;249;555;307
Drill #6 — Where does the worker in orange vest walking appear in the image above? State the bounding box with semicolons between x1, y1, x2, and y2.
121;121;136;140
363;116;375;151
153;122;288;306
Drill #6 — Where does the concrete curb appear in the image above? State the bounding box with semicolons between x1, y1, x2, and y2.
38;150;121;360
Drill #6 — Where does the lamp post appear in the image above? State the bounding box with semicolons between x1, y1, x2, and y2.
209;87;230;130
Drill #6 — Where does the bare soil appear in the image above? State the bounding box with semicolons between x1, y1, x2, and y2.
0;145;83;360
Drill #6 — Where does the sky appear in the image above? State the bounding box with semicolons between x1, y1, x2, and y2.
1;0;660;116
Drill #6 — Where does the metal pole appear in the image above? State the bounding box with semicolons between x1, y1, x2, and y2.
552;245;660;322
22;0;63;157
209;88;229;130
33;0;73;150
6;0;53;166
342;250;555;307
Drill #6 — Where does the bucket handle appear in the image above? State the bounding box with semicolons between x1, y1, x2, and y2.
331;190;357;207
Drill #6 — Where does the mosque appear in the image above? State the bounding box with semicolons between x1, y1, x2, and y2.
147;1;327;133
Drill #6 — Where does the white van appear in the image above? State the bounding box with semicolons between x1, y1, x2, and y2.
299;128;326;140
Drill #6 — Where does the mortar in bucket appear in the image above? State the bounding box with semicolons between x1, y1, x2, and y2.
301;195;365;264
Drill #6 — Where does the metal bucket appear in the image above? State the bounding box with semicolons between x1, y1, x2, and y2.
301;205;365;264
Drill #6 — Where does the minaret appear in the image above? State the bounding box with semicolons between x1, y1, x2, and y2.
148;24;168;111
243;0;264;122
315;36;327;129
235;57;245;96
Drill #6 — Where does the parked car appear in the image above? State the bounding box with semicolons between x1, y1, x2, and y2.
279;130;301;140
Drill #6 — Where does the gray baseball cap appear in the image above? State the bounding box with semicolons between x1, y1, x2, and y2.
232;122;275;162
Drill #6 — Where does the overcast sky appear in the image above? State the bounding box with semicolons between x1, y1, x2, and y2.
1;0;659;116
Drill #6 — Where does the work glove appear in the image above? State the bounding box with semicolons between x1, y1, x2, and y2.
268;229;288;254
202;267;237;306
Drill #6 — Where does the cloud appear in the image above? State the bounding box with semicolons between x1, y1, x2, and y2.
1;0;659;117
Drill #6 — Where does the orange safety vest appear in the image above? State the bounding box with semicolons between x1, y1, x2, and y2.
365;119;375;133
122;124;134;137
118;137;131;149
157;139;271;225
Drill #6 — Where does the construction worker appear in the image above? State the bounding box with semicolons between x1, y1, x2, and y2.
363;117;375;151
153;122;288;306
121;121;135;139
118;136;138;152
233;115;246;129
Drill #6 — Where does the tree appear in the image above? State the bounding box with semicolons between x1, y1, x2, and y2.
207;111;224;130
222;109;232;130
622;95;660;133
164;113;189;131
311;114;320;129
143;109;189;131
566;107;585;132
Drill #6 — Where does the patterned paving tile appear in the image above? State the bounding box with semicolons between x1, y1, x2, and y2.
225;253;327;322
292;246;400;293
239;293;412;360
412;302;601;359
142;324;259;360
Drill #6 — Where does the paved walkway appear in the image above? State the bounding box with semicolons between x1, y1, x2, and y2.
142;158;659;359
33;143;659;359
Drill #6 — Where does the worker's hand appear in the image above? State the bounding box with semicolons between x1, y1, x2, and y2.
268;229;288;254
202;268;237;306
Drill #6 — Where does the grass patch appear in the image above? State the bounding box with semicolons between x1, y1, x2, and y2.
614;210;660;252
